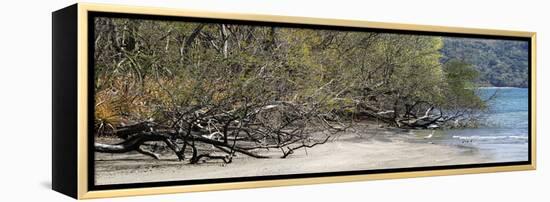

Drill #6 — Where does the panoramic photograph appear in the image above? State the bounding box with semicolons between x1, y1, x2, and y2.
91;16;530;185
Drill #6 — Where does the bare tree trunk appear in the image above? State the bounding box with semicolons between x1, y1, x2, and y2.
221;24;229;58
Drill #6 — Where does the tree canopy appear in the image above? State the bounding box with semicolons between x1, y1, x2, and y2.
441;37;529;87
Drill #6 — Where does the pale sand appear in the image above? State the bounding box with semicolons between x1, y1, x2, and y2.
95;128;496;185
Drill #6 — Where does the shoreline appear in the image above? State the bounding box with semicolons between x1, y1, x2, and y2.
95;127;504;185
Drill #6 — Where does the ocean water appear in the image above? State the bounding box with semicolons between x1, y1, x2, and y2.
421;88;530;162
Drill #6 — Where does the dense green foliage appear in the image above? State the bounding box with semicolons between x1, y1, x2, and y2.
440;60;486;125
441;37;529;87
93;17;489;132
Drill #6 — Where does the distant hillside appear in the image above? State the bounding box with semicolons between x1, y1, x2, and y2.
441;37;529;87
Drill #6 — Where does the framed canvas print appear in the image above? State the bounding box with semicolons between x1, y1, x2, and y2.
52;3;536;199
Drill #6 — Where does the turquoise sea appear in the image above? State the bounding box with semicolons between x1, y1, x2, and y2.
421;87;529;162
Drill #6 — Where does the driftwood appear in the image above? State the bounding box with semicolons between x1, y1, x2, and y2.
356;101;449;129
94;102;341;163
95;131;184;161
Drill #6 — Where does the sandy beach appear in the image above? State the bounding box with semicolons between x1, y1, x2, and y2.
94;126;509;185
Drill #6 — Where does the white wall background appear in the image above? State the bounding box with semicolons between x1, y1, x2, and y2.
0;0;547;201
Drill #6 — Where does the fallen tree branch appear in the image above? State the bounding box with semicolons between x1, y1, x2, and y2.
281;135;331;158
94;131;184;161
